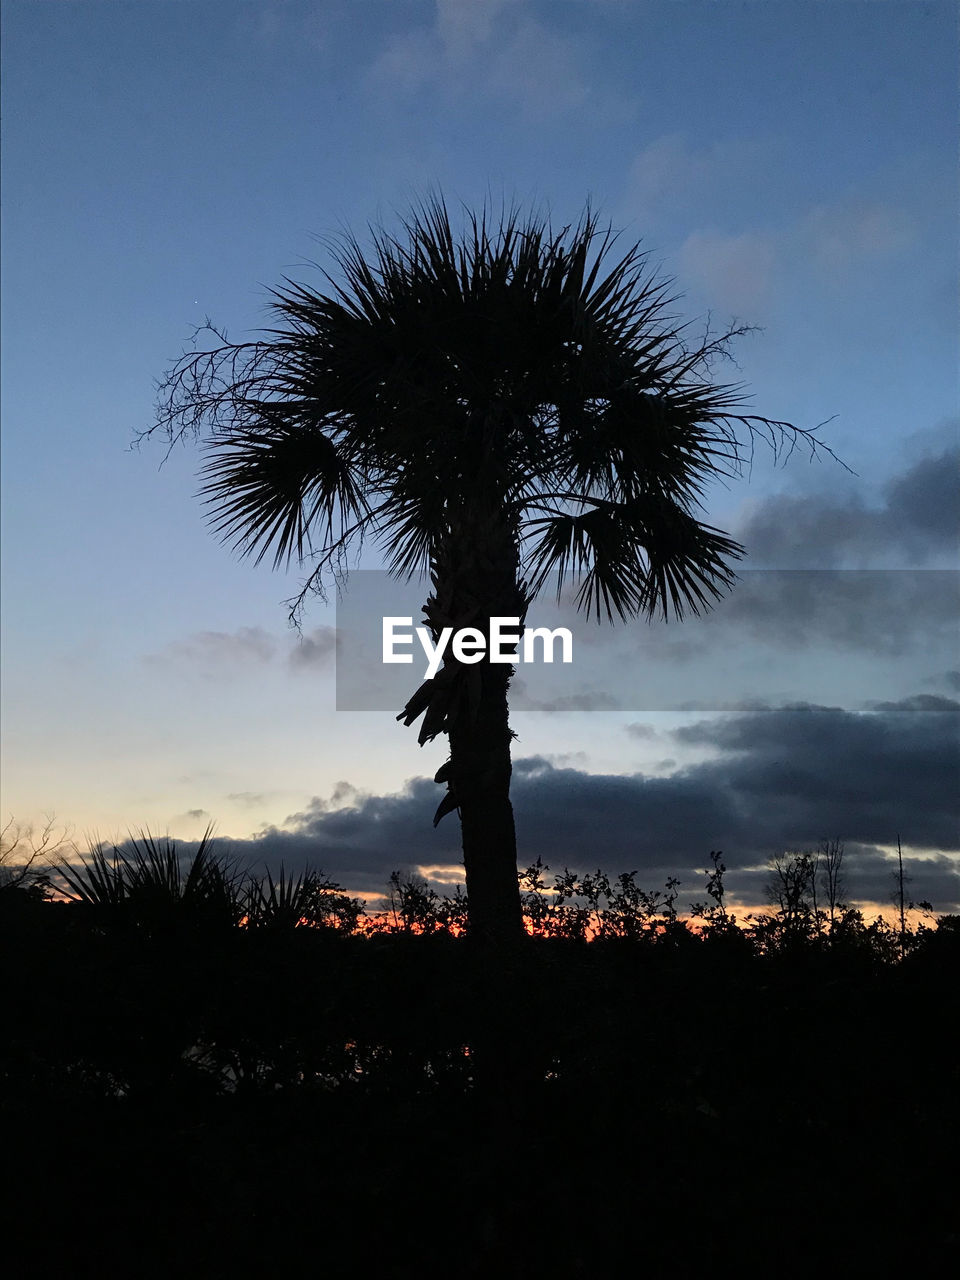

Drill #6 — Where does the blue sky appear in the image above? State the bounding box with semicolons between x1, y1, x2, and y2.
2;0;957;908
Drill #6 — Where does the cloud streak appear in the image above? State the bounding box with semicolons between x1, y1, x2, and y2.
143;625;338;676
144;627;277;671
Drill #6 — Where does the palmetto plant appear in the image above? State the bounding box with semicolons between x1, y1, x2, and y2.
150;197;835;945
57;826;243;931
243;865;363;931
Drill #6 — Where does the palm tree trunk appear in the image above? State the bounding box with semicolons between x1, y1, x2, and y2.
401;499;528;946
447;655;524;945
394;477;539;1092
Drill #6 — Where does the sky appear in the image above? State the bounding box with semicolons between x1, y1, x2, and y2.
1;0;957;913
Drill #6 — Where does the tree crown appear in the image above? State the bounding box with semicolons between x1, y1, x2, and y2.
150;197;836;622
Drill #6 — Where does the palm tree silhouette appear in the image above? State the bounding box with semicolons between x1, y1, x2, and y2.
152;197;834;945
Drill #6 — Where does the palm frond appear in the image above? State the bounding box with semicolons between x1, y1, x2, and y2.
199;419;368;567
57;841;128;909
56;826;243;929
244;864;362;930
524;493;742;622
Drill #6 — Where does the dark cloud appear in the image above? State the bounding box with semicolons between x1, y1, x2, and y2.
673;697;959;857
593;570;958;670
712;569;958;658
871;694;958;713
737;442;959;569
234;776;449;894
515;569;958;713
884;450;959;547
210;695;959;910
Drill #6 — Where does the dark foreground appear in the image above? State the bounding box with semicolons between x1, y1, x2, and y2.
4;898;958;1275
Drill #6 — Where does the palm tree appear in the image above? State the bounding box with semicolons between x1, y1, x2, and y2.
151;197;834;946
